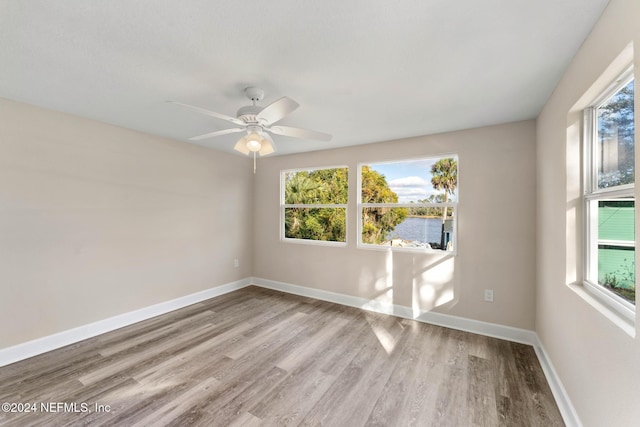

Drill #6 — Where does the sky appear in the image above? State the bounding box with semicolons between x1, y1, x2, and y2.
368;157;458;203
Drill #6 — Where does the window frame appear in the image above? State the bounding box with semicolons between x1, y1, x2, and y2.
357;155;459;253
582;66;635;320
280;165;349;247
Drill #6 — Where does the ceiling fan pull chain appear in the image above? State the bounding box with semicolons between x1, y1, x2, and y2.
253;151;257;174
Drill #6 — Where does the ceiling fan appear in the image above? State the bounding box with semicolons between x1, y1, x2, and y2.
169;87;332;172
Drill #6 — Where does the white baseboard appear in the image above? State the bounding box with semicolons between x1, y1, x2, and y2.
251;277;538;345
250;277;580;427
0;278;252;367
533;338;583;427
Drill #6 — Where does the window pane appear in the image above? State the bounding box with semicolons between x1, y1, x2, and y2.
598;246;635;303
596;199;635;304
596;79;634;189
284;168;348;204
362;207;455;250
598;199;635;241
362;158;458;204
285;207;346;242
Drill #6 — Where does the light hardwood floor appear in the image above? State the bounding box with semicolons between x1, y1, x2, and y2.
0;286;564;426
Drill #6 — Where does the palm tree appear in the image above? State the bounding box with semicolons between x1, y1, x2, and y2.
430;158;458;248
284;172;324;238
284;172;323;204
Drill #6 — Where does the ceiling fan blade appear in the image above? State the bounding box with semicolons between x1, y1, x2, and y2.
256;97;299;125
168;101;246;127
268;125;332;141
189;127;245;141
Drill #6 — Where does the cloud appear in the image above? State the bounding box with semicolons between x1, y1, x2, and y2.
388;176;428;188
388;176;434;202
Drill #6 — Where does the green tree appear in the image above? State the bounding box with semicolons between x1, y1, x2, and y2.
308;168;348;204
307;167;348;241
285;171;321;239
284;167;406;244
284;171;323;204
361;166;407;244
284;168;347;242
430;158;458;248
408;194;448;217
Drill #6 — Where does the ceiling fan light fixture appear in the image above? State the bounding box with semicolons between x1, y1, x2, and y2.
233;137;251;155
258;138;275;156
245;132;262;152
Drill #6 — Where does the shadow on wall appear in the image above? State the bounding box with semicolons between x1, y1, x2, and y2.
356;250;458;318
412;253;457;314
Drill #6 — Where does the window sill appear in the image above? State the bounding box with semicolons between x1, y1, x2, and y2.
281;238;347;248
568;282;635;337
357;243;457;255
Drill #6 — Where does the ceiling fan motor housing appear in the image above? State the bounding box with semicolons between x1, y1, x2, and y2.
245;87;264;102
236;104;263;124
238;87;266;123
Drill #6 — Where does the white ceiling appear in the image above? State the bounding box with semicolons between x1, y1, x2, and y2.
0;0;610;156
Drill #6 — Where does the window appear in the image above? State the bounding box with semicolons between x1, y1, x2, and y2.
584;68;635;313
281;166;348;244
358;156;458;251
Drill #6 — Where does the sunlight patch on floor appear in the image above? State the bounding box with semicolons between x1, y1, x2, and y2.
365;315;396;354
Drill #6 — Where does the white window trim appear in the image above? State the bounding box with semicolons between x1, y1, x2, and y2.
357;156;458;254
280;166;348;247
582;66;635;321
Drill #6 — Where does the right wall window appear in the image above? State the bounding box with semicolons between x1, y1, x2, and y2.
584;68;635;310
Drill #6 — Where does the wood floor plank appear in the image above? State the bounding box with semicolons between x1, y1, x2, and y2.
223;311;309;360
202;366;288;427
467;354;499;427
226;411;263;427
364;321;439;427
161;305;344;425
299;314;414;427
98;310;217;357
130;376;221;427
247;362;336;425
78;322;216;385
0;286;564;426
408;326;449;424
364;321;425;426
275;312;350;372
395;323;445;426
430;329;471;427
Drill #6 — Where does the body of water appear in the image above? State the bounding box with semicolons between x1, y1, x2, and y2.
386;217;442;243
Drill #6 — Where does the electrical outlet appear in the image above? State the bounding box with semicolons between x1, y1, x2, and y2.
234;259;239;268
484;289;494;302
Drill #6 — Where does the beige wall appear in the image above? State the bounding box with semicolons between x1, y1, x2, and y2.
254;120;537;330
536;0;640;425
0;98;254;348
